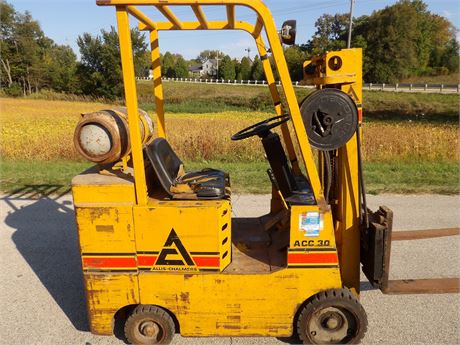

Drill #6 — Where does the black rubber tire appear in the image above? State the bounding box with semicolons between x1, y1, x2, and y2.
124;305;175;345
297;288;367;344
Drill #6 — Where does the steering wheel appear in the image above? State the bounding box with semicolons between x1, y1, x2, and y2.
231;115;290;141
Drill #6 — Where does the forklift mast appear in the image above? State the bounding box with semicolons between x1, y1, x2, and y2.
302;49;460;295
302;49;363;293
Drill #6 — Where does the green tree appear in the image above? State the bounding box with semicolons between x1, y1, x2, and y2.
0;1;78;95
218;55;236;80
439;39;459;74
304;13;348;54
162;52;175;77
237;56;251;80
0;1;16;88
44;45;78;92
357;0;458;82
250;56;264;80
173;56;189;78
305;1;459;82
284;46;307;81
135;50;151;78
162;52;189;78
196;50;221;63
76;26;147;99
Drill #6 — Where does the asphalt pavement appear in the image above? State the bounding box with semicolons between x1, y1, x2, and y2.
1;191;459;345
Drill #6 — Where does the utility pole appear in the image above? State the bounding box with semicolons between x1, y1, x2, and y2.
245;47;251;59
215;51;222;80
347;0;355;48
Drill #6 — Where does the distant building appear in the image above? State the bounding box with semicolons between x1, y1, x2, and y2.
188;59;217;78
188;63;202;77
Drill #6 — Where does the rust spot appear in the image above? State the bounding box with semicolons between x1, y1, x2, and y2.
227;315;240;321
222;324;240;330
96;225;114;232
88;207;112;222
184;274;193;280
180;292;190;304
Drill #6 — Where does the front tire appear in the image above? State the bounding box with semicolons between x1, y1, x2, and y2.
124;305;175;344
297;288;367;344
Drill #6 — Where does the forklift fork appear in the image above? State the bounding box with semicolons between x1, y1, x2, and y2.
360;206;460;294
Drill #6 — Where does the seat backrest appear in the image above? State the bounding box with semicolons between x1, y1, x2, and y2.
262;132;297;198
144;138;182;197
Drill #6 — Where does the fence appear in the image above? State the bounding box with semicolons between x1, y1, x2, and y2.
137;77;460;94
364;82;459;94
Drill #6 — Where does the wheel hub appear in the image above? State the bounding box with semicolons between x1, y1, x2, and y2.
139;320;160;338
321;311;344;331
308;307;351;344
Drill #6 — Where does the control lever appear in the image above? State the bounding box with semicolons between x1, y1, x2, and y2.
267;169;288;209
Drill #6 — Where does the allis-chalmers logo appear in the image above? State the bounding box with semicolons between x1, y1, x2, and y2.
154;229;198;271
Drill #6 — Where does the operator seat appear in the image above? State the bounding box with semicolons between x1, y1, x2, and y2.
144;138;229;200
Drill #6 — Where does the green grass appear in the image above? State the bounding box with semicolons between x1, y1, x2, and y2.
400;73;459;84
364;161;459;194
1;159;458;195
0;160;92;195
10;81;458;122
136;81;459;123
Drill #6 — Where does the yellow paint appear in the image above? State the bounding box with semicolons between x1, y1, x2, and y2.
134;199;232;272
84;273;140;335
76;206;135;254
149;29;166;138
302;48;363;294
116;7;148;206
138;268;341;337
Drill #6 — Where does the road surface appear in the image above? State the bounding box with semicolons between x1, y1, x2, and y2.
1;191;459;345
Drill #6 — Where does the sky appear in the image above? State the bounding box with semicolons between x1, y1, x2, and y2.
9;0;460;60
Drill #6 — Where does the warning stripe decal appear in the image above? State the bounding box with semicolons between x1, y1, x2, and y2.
82;256;137;269
192;256;220;267
137;255;157;267
287;252;338;265
82;252;220;270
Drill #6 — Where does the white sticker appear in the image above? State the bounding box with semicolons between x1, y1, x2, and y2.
299;212;322;237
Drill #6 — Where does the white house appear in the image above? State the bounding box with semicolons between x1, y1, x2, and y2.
188;59;217;78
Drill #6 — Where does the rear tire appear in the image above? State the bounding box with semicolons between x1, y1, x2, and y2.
297;288;367;344
124;305;175;345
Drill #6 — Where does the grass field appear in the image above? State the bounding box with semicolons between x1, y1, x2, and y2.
400;73;459;84
1;160;457;195
0;82;459;194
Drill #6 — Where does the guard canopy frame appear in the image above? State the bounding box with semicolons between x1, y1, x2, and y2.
97;0;325;207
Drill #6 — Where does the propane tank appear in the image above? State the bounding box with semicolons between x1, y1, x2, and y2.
74;107;154;164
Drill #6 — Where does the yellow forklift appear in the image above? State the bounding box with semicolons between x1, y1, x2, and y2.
71;1;460;344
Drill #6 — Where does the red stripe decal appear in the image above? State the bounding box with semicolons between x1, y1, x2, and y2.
137;255;157;267
83;257;137;268
288;252;338;265
192;256;220;267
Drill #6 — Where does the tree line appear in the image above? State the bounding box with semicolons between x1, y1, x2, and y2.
160;50;266;81
1;0;458;100
304;0;459;83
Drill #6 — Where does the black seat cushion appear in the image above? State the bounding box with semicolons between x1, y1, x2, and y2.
178;169;228;199
144;138;228;199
